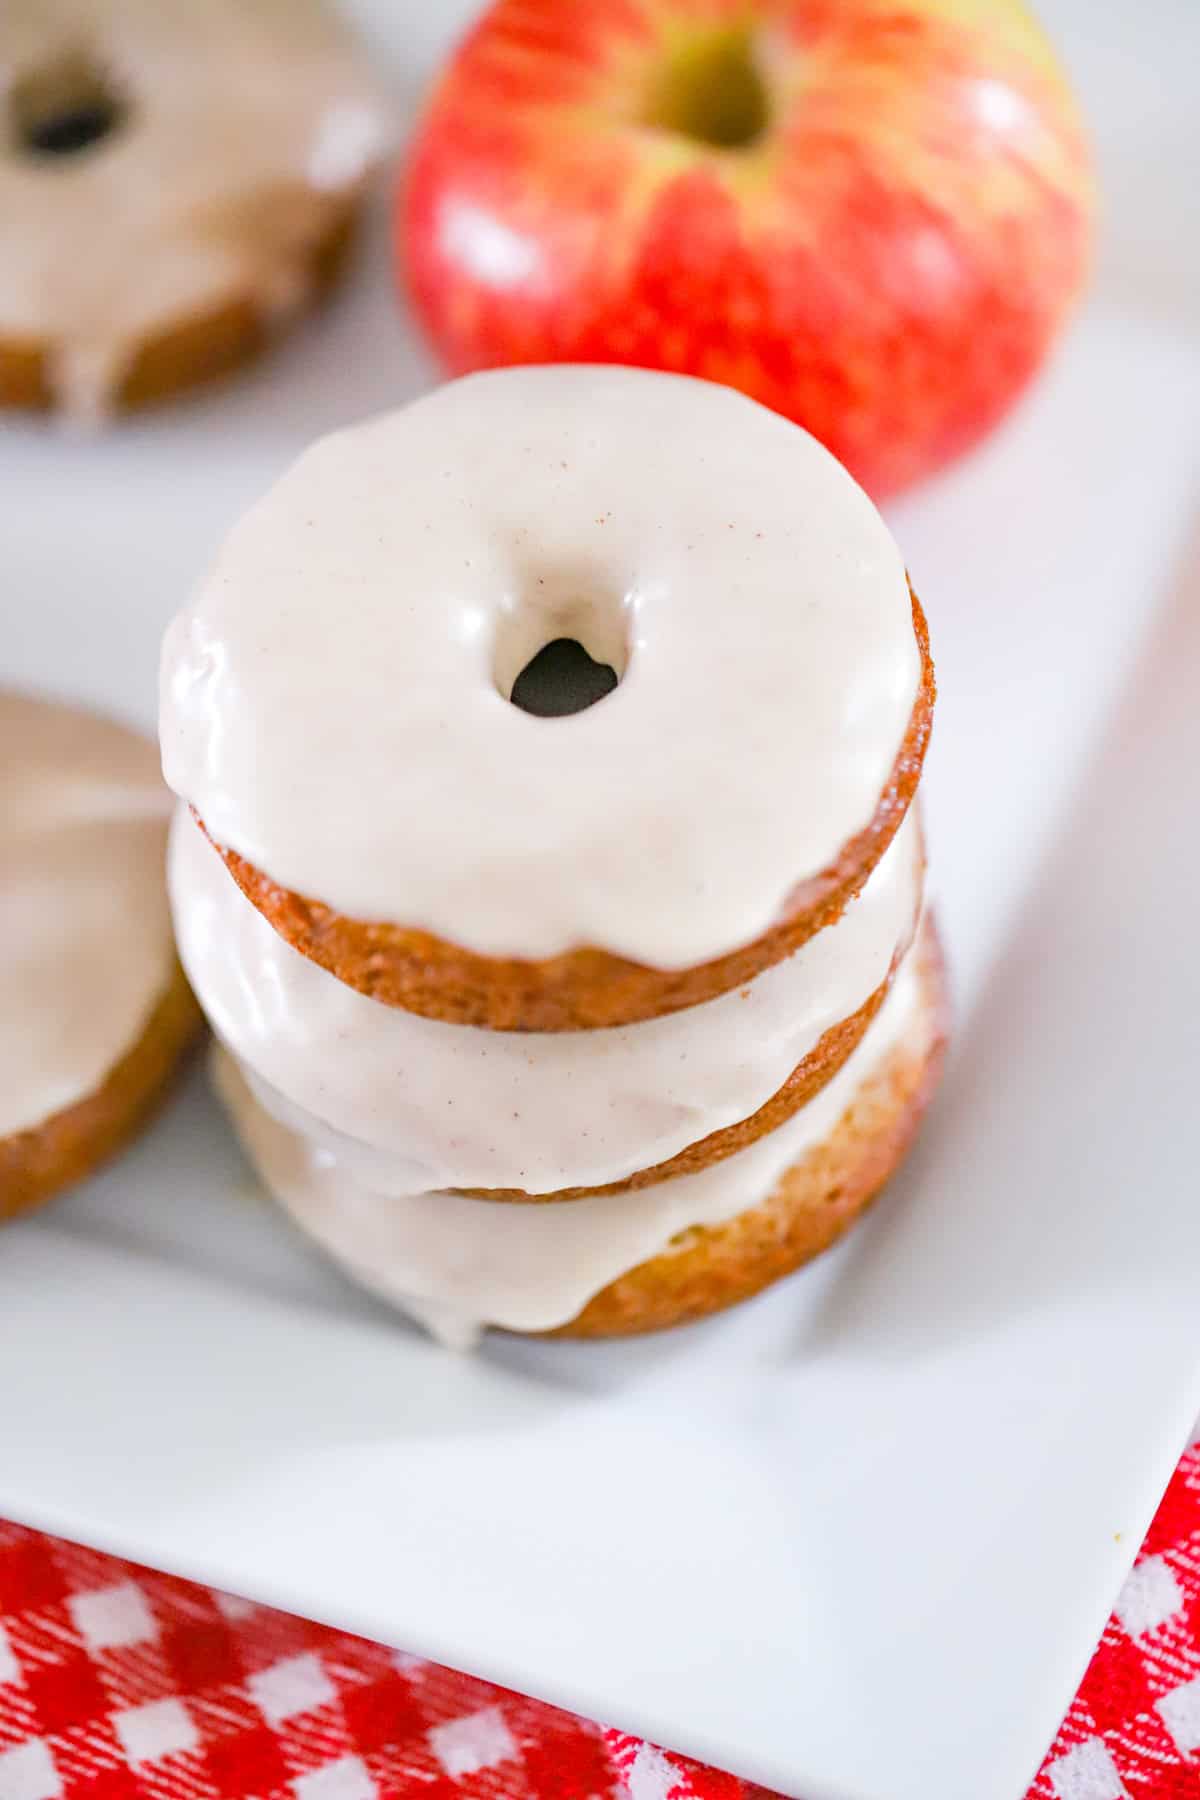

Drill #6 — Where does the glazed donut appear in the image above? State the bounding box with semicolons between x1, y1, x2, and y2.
169;803;924;1200
213;921;948;1344
0;693;201;1220
0;0;387;421
161;365;934;1030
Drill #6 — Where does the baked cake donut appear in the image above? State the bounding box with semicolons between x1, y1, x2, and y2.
162;365;935;1030
212;922;947;1344
1;693;201;1221
169;801;925;1201
160;364;946;1343
0;0;387;422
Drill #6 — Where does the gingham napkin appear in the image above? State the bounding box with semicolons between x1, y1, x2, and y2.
3;1433;1199;1800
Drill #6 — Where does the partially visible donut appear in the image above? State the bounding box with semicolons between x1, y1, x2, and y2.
1;964;200;1221
0;693;202;1220
0;0;387;421
162;366;935;1030
169;802;926;1200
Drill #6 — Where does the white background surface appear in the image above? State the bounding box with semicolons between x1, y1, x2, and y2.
2;4;1200;1798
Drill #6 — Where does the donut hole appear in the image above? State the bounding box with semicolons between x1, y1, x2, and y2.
643;26;769;150
509;639;619;718
12;51;128;160
494;569;628;718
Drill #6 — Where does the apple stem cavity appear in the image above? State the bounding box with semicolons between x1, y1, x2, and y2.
643;26;769;151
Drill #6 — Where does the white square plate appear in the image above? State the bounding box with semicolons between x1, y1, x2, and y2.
1;5;1198;1797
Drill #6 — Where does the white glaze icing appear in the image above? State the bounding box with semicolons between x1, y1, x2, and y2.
160;366;920;967
0;0;388;419
0;691;175;1139
170;805;923;1194
214;944;927;1347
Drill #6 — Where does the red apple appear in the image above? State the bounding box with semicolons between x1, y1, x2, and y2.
399;0;1094;496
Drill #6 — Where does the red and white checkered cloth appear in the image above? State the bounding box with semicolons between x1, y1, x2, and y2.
3;1435;1200;1800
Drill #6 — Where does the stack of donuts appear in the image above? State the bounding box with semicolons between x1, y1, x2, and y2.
161;365;947;1346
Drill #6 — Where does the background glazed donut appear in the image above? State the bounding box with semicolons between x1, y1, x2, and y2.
0;693;202;1219
0;0;387;420
1;964;200;1221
